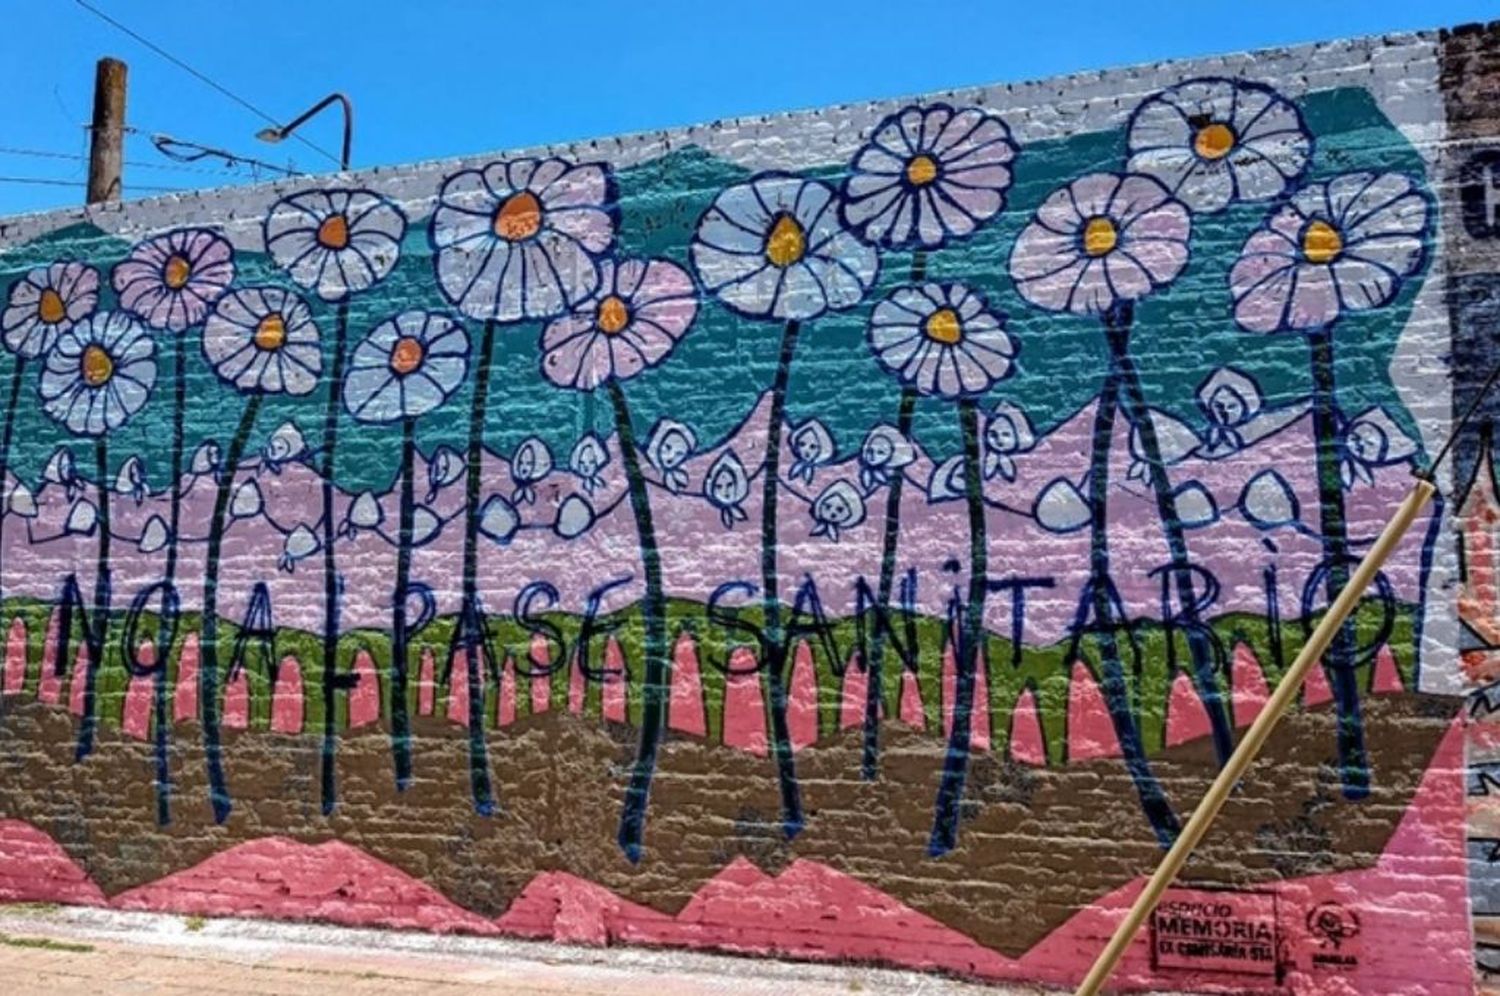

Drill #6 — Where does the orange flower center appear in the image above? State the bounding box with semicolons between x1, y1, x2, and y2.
765;213;806;268
81;344;114;387
905;154;940;186
1194;122;1236;160
38;288;67;324
493;190;543;241
596;295;630;335
923;307;963;345
163;254;192;290
389;335;425;375
254;313;288;351
1301;219;1343;265
317;213;350;250
1083;216;1118;257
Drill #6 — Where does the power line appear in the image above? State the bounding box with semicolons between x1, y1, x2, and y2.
0;176;83;188
127;127;302;177
70;0;341;168
0;143;255;178
150;133;301;177
0;175;190;193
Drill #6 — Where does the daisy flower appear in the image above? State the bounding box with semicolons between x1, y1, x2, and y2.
1229;171;1429;333
344;310;469;422
112;229;235;332
38;311;156;436
1009;172;1191;316
867;282;1015;399
265;188;407;301
202;287;322;395
430;157;615;321
1127;77;1311;214
691;172;878;321
841;103;1017;249
540;257;697;390
2;261;99;359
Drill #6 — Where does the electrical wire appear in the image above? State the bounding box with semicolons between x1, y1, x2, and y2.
0;143;257;178
70;0;341;168
149;134;300;177
0;175;190;193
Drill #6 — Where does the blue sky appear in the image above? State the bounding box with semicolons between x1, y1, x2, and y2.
1;0;1495;216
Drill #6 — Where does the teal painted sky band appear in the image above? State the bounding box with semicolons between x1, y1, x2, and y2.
0;86;1428;494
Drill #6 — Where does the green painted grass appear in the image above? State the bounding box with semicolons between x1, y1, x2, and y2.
1;594;1417;766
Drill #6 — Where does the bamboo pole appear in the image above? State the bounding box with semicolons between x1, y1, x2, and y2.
1074;476;1437;996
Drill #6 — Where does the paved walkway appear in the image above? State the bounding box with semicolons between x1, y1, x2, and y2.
0;904;1063;995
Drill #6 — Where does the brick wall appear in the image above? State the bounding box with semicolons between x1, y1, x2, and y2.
0;22;1492;994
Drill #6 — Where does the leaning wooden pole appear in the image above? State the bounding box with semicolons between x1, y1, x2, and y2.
1074;474;1437;996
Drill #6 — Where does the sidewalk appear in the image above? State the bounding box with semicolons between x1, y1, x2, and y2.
0;903;1066;995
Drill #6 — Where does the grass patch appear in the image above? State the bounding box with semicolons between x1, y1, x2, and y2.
0;903;62;918
0;593;1421;767
0;932;94;953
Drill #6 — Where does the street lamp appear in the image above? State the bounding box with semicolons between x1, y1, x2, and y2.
256;92;353;171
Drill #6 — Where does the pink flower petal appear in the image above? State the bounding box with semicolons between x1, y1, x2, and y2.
1067;173;1121;219
1110;175;1173;226
1233;268;1295;333
1286;265;1341;330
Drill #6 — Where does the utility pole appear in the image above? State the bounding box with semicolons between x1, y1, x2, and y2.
86;57;127;204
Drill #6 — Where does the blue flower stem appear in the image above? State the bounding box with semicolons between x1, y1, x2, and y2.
928;398;986;856
862;385;916;781
389;415;416;791
149;327;189;824
459;318;497;816
319;298;350;816
610;378;669;862
74;435;111;762
1103;302;1233;767
761;318;804;839
200;393;262;824
1308;324;1369;798
0;355;24;722
1082;352;1180;848
862;249;926;782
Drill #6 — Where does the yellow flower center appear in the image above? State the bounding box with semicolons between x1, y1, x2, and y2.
493;190;543;241
923;307;963;345
596;295;630;335
1301;219;1343;265
765;213;806;268
254;313;288;351
317;213;350;250
389;336;424;375
80;344;113;387
163;254;192;290
1193;122;1236;161
38;288;66;324
905;153;939;187
1083;216;1118;257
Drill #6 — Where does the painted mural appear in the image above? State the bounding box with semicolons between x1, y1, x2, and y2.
0;30;1476;995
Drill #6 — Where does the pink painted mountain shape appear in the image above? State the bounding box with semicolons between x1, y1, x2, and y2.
0;819;106;906
110;836;499;935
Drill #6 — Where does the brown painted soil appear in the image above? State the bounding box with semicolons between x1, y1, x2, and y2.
0;692;1456;957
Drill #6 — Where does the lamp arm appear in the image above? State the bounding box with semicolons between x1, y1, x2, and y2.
273;92;353;170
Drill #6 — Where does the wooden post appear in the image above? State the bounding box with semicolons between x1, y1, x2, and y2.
1074;476;1438;995
86;57;127;204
